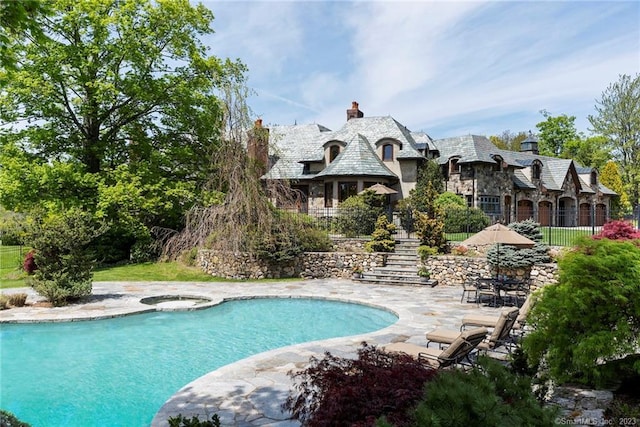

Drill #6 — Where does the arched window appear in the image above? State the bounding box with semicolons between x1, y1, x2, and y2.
532;163;541;180
450;158;461;174
382;144;393;161
329;145;340;162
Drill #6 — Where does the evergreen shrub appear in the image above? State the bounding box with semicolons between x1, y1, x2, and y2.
396;357;558;427
365;215;396;252
25;209;106;306
486;219;550;270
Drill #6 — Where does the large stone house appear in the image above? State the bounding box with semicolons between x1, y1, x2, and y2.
252;102;616;227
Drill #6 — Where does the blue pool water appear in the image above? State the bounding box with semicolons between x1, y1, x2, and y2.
0;297;397;427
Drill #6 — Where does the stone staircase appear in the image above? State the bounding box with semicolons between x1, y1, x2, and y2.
354;239;438;286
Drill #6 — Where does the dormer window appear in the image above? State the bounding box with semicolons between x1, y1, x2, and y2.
329;145;340;163
590;171;597;185
493;155;503;172
450;158;461;174
532;162;541;180
382;144;393;161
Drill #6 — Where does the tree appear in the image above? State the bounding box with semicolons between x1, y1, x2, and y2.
0;0;246;261
560;135;611;171
490;130;528;152
535;110;579;157
588;74;640;208
0;0;49;68
600;161;632;218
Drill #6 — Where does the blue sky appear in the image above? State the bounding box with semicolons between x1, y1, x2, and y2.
201;1;639;139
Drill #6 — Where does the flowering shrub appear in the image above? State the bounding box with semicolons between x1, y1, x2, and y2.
23;250;37;275
451;245;469;256
593;220;640;241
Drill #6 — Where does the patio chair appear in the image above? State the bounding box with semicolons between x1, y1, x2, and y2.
425;307;520;353
382;327;488;369
460;276;480;303
475;278;499;307
501;278;531;307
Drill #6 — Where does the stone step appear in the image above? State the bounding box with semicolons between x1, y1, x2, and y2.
353;276;438;287
386;259;418;267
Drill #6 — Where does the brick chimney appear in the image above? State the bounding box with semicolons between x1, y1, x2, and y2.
247;118;269;176
347;101;364;121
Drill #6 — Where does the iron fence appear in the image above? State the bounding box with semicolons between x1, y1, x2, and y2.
292;206;640;247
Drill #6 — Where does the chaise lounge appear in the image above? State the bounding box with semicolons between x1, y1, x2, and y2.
382;327;488;368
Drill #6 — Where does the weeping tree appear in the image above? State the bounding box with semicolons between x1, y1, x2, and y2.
159;84;314;265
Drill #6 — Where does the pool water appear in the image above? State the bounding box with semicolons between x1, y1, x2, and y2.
0;298;397;427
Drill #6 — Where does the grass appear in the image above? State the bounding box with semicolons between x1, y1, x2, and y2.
1;246;298;289
0;245;28;289
93;261;228;282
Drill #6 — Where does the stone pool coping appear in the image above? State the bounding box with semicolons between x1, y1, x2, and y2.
0;279;501;426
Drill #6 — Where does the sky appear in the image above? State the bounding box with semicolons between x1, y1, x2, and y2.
200;1;640;140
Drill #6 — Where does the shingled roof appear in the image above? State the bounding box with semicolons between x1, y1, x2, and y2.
315;134;397;179
262;124;330;180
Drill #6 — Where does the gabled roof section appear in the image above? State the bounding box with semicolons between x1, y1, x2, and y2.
512;170;536;189
315;134;398;179
432;135;522;167
412;131;435;152
303;116;425;162
262;123;331;180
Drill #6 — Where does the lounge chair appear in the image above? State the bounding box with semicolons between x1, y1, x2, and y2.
425;307;520;353
462;296;533;337
382;327;488;368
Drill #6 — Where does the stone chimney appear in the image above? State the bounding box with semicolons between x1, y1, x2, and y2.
347;101;364;121
247;118;269;176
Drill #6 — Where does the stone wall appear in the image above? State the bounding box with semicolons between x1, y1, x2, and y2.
199;249;557;287
198;249;384;280
426;255;558;290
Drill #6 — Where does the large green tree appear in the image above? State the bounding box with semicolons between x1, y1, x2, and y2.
560;135;610;171
588;74;640;208
0;0;246;261
535;110;579;157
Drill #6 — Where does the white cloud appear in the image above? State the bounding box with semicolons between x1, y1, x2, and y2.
200;0;640;138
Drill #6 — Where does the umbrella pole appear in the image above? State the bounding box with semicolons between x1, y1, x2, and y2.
496;243;500;279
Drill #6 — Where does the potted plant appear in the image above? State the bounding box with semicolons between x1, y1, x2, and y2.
352;266;363;279
417;266;431;280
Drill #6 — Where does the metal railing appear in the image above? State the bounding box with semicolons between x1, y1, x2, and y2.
290;206;640;246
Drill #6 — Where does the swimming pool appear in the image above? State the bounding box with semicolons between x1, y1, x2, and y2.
0;297;397;426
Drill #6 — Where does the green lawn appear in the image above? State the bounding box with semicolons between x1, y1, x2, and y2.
0;245;28;288
92;261;228;282
0;246;296;289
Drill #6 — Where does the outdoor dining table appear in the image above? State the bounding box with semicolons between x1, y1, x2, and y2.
476;277;525;307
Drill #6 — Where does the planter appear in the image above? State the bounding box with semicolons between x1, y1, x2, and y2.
420;277;438;287
352;273;363;279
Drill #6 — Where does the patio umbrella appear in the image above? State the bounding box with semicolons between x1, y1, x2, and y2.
460;223;535;277
359;183;398;195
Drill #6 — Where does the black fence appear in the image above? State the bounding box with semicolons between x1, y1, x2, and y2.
290;206;640;247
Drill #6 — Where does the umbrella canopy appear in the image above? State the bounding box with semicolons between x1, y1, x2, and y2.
460;223;535;248
359;183;398;195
